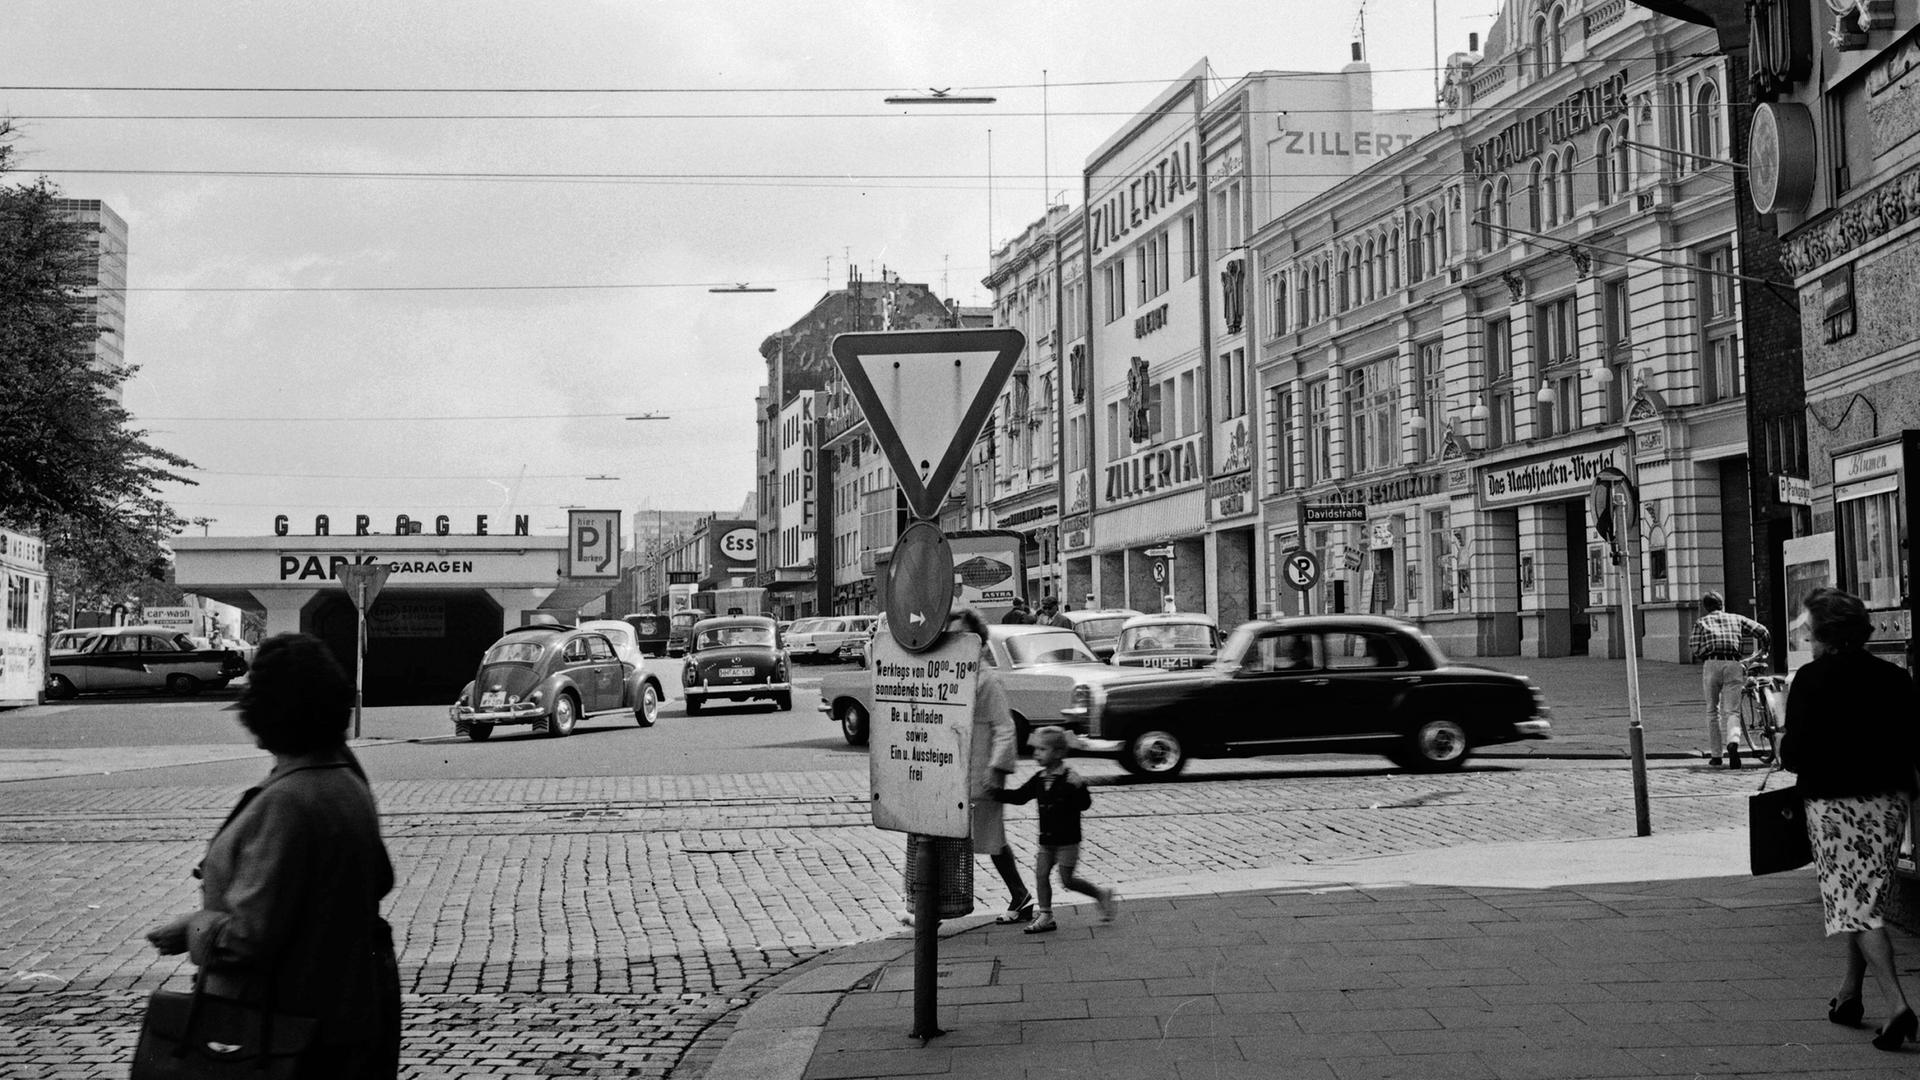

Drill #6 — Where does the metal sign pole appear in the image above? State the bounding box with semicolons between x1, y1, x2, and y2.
909;834;940;1040
1615;478;1651;838
354;581;366;740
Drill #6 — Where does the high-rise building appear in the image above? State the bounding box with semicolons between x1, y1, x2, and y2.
50;199;128;402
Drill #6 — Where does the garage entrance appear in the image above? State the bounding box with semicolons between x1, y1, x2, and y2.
305;589;504;705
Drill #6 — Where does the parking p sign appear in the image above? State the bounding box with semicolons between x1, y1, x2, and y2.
568;509;621;578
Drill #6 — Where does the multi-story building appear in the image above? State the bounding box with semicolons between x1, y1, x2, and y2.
51;199;128;401
975;205;1082;606
1063;58;1430;625
618;508;744;614
1256;4;1743;661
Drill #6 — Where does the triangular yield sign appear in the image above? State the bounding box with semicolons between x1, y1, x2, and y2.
830;328;1025;521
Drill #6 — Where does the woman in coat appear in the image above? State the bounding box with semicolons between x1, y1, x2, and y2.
1780;587;1920;1051
957;608;1037;924
145;633;401;1078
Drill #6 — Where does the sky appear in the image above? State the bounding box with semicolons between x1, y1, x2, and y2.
4;0;1501;544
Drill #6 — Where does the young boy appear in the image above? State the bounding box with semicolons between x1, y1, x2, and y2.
992;726;1119;933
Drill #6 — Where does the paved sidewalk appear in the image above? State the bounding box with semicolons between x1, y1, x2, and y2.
1469;655;1736;760
695;830;1920;1080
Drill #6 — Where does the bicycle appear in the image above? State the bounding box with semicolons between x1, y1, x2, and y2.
1734;650;1787;765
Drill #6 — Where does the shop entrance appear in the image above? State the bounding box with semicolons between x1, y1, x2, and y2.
1563;497;1591;655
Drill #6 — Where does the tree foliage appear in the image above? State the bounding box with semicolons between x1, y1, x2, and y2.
0;122;196;618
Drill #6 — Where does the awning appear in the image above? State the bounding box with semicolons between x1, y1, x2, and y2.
537;581;616;611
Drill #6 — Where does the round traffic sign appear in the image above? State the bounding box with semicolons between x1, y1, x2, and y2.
1281;548;1321;592
885;521;956;653
1151;559;1167;584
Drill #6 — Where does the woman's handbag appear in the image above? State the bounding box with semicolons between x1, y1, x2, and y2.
1749;768;1812;876
131;975;318;1080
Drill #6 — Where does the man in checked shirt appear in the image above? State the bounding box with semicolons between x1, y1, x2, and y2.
1688;590;1771;768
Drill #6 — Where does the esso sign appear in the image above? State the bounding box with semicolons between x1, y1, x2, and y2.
719;527;757;563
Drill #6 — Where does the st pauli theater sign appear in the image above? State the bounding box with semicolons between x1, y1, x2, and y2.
1466;70;1629;175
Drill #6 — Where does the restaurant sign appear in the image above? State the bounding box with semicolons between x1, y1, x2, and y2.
1105;434;1203;506
1208;471;1255;519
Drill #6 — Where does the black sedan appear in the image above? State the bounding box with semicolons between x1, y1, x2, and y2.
1063;615;1550;777
681;616;792;713
45;626;249;698
452;624;665;741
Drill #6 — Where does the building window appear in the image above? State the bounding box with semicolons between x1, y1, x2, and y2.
1217;348;1248;421
1427;508;1455;611
1408;218;1425;282
1346;360;1396;475
1532;160;1549;229
1266;270;1288;336
1484;315;1513;449
1478;184;1495;250
1489;388;1516;448
1486;316;1512;382
1692;81;1723;166
1418;339;1445;460
1558;147;1577;222
1534;295;1576;367
1268;385;1297;494
1595;128;1615;205
1699;246;1740;401
1183;212;1197;279
1495;176;1512;245
1305;378;1331;485
1602;278;1631;422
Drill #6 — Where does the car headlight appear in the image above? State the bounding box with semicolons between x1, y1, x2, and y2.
527;690;543;703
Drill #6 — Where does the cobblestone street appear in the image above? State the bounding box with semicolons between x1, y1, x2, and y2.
0;759;1758;1077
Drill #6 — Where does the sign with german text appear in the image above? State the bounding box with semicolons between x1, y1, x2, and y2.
869;633;978;838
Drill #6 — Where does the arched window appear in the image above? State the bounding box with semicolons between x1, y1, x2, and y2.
1529;161;1546;230
1478;183;1495;251
1548;6;1566;71
1338;250;1351;310
1389;226;1402;290
1559;146;1577;223
1408;218;1424;281
1495;176;1512;244
1532;15;1550;75
1432;210;1445;269
1595;128;1614;204
1615;120;1633;194
1693;81;1722;164
1362;240;1376;302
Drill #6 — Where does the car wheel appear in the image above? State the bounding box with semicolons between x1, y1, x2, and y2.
635;682;660;727
46;674;77;700
467;723;494;742
686;696;704;716
1403;718;1471;771
1124;728;1188;778
167;673;203;696
837;701;869;746
546;693;578;738
774;691;793;711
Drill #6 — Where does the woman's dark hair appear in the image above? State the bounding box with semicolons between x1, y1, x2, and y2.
947;608;990;642
1802;586;1871;650
238;633;353;753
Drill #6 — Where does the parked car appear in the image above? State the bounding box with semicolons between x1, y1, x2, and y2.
577;619;665;725
45;626;250;698
451;623;665;741
681;615;792;713
622;612;671;657
1110;612;1221;669
1064;614;1551;778
819;623;1141;750
1059;608;1144;661
787;615;876;663
665;608;712;657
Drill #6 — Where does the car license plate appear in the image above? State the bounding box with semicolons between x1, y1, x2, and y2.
480;690;506;706
719;667;753;678
1147;656;1193;669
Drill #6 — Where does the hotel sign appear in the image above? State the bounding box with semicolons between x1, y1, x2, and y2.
1105;434;1203;506
1481;444;1622;507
